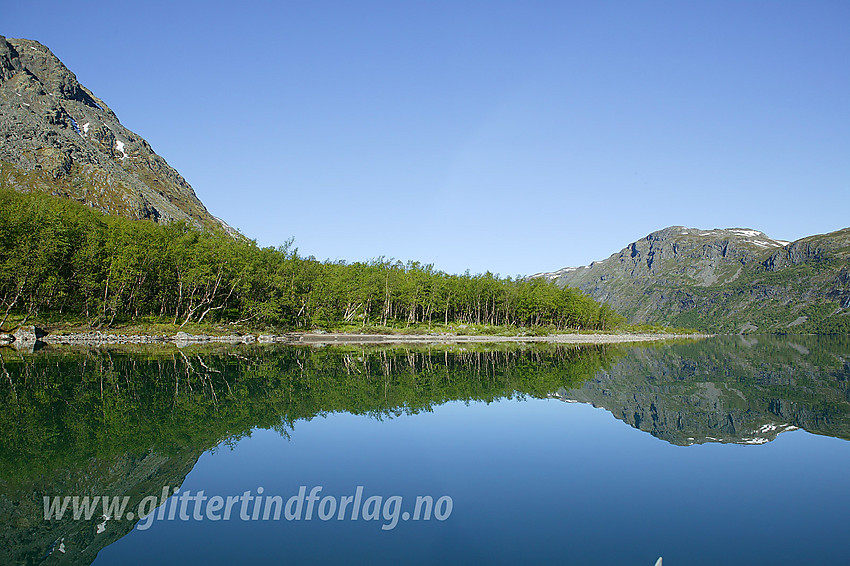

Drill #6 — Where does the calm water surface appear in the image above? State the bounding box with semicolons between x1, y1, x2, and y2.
1;336;848;565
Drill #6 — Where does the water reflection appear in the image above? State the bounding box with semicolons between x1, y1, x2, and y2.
0;343;616;565
1;336;848;565
556;335;850;445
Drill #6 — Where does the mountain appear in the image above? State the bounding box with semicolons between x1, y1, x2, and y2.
0;35;229;231
532;226;850;333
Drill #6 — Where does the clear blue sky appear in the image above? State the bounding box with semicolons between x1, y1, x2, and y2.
5;1;849;276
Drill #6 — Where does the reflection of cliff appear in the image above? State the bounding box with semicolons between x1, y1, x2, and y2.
0;343;618;565
0;448;202;566
555;336;850;445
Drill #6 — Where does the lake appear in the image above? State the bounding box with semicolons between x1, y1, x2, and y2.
1;336;848;565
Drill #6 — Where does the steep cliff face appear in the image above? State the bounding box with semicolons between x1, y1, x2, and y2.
533;226;850;333
0;36;227;231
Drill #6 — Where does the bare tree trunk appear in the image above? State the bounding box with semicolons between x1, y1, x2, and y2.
0;285;24;331
102;259;113;318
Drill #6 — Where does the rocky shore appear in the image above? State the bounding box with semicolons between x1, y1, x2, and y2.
0;326;708;350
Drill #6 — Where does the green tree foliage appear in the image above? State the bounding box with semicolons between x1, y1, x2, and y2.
0;190;624;331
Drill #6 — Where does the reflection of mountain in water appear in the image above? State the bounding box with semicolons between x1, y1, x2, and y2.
555;336;850;446
0;448;202;566
0;343;617;566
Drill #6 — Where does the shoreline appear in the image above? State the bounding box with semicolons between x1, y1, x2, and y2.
3;326;711;349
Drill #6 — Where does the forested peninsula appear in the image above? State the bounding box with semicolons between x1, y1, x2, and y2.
0;189;623;335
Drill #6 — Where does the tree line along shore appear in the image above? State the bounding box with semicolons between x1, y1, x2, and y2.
1;189;625;335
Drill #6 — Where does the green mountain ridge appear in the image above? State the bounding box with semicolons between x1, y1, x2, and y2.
534;226;850;333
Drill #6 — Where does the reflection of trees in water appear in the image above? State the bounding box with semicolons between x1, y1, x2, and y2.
0;343;618;566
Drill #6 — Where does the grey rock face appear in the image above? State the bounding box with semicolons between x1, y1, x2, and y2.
0;35;226;231
532;226;850;331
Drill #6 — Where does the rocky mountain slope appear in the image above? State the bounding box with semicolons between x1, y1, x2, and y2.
0;35;228;231
533;226;850;333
